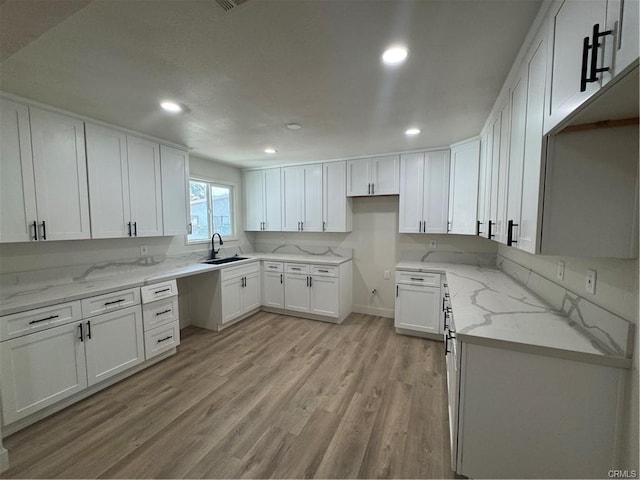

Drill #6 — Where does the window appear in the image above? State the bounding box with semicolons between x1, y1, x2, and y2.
188;179;235;243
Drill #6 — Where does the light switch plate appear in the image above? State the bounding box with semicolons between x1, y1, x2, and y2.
585;269;597;294
383;270;390;280
556;261;565;281
429;239;437;249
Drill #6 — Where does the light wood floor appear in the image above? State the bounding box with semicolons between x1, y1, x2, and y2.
1;312;453;479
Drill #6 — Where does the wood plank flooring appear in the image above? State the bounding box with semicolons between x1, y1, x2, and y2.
1;312;454;479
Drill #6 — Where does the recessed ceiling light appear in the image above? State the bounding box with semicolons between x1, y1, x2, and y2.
286;123;302;130
264;148;277;154
160;101;183;113
382;46;408;66
405;128;421;136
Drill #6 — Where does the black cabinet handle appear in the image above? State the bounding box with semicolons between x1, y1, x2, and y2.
32;220;38;241
188;223;193;234
419;220;422;232
133;221;138;236
306;276;309;287
280;274;283;284
447;221;451;233
40;221;47;240
291;267;301;271
507;219;519;246
318;269;329;273
86;321;92;339
445;334;451;355
396;285;399;297
154;288;171;294
268;266;278;269
580;35;591;92
410;277;424;281
488;220;495;239
371;183;375;195
155;309;172;316
79;323;84;342
128;221;132;237
309;276;313;287
28;314;59;325
476;220;483;236
157;335;173;343
589;23;613;82
104;298;125;306
322;221;326;232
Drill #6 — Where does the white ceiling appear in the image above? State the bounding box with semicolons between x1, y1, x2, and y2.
0;0;542;168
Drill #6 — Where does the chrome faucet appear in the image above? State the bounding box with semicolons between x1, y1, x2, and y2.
211;233;224;259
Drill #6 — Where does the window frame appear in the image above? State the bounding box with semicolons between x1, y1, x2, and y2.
186;176;238;245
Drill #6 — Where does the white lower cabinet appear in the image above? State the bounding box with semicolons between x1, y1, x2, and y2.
141;280;180;360
84;305;144;386
0;321;88;424
394;271;442;336
309;275;339;317
283;272;311;313
220;262;261;326
262;262;284;309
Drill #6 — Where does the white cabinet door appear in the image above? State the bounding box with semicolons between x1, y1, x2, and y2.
449;140;480;235
242;271;261;314
477;131;491;238
519;33;548;254
127;136;163;237
310;275;339;318
84;305;144;387
546;0;608;132
30;107;91;240
263;168;282;231
488;114;501;241
494;100;510;245
423;150;451;234
394;284;440;334
0;99;37;243
281;166;303;231
608;0;639;75
160;145;189;236
323;161;350;232
85;123;130;239
371;154;400;195
284;273;310;313
244;169;264;231
221;277;243;324
346;158;370;196
399;153;425;233
0;322;87;424
505;71;528;245
302;164;323;232
262;271;284;309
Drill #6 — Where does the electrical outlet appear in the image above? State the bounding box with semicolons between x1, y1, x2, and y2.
140;245;149;257
585;269;597;294
429;239;437;249
280;236;285;244
556;261;565;281
383;270;390;280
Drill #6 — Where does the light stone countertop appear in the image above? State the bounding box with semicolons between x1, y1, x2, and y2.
0;254;352;317
396;261;631;369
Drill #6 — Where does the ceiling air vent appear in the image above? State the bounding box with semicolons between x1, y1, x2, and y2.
215;0;248;12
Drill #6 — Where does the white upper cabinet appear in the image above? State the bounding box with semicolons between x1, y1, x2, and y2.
160;145;189;236
607;0;639;76
126;136;163;237
477;130;492;239
448;139;480;235
347;155;399;196
322;161;352;232
244;168;281;232
281;164;322;232
399;150;450;234
486;94;510;245
86;124;131;239
0;99;37;243
30;107;91;241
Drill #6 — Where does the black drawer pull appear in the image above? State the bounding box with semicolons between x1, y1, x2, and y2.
29;314;59;325
291;267;301;271
268;266;278;269
155;309;172;316
410;277;424;281
317;269;329;273
154;288;171;294
104;299;125;306
157;335;173;343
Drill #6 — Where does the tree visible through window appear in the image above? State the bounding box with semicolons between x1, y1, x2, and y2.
188;180;234;242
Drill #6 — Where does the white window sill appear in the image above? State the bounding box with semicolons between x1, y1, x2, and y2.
186;237;240;246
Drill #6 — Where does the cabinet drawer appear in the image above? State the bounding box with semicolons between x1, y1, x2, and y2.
311;265;338;277
142;297;179;331
395;271;441;287
141;280;177;304
285;263;310;274
262;261;284;273
0;301;82;342
220;261;260;281
144;321;180;360
81;288;140;318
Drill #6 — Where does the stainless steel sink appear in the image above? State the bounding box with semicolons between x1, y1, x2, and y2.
201;256;248;265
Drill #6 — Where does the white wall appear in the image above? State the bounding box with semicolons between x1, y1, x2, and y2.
0;155;249;274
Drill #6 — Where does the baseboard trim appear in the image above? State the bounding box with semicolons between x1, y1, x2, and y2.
352;304;394;319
